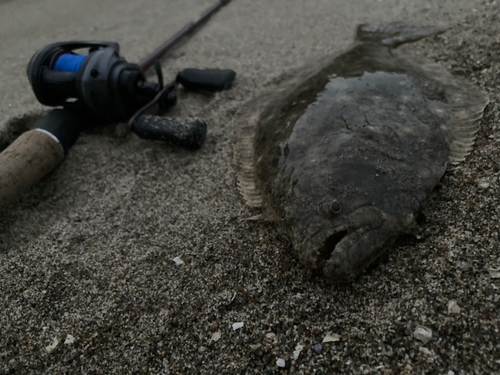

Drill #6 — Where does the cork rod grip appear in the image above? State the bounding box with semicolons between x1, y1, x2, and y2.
0;130;65;209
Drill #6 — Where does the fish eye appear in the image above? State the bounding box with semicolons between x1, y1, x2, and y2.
331;201;341;213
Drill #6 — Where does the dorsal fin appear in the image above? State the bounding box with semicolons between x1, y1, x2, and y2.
416;61;489;164
355;22;446;48
233;61;330;209
233;86;291;208
233;106;265;208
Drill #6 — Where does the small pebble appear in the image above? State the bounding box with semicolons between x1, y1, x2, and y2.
478;180;490;189
447;300;461;315
211;331;221;342
45;337;59;353
313;343;323;354
414;325;433;344
419;346;434;356
173;257;184;265
232;322;244;330
276;358;286;367
64;334;76;345
488;268;500;279
322;332;340;343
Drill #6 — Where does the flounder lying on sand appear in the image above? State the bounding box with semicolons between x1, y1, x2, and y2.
235;23;488;283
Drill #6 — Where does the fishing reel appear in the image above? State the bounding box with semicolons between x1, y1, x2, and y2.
26;41;236;148
0;1;233;210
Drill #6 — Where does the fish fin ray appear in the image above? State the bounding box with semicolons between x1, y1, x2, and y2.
419;61;489;164
233;64;325;209
233;95;268;208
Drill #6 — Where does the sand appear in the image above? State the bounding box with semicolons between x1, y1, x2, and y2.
1;0;499;373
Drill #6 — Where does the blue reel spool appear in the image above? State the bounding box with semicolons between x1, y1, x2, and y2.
53;54;87;73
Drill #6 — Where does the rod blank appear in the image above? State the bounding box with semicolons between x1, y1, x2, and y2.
138;0;232;71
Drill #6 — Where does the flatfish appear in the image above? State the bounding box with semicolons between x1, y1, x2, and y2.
234;23;488;283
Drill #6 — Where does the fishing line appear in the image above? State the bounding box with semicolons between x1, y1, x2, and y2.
53;54;87;73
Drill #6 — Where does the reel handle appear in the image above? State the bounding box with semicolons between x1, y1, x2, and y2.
132;115;207;150
177;69;236;92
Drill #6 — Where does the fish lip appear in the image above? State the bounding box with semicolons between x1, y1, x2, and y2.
298;225;356;270
316;227;355;265
300;224;353;248
301;227;359;283
295;205;384;271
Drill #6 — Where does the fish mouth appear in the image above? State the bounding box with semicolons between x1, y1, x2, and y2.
299;225;379;283
317;230;350;261
306;224;393;284
314;228;353;269
296;225;355;270
296;206;387;281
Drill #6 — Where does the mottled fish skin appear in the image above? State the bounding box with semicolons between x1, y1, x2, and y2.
236;23;488;283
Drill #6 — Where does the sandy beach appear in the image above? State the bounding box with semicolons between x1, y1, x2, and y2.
1;0;499;373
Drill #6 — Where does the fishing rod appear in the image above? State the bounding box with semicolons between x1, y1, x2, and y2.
139;0;231;71
0;0;235;209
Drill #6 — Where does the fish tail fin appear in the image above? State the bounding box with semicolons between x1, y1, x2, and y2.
355;22;447;48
